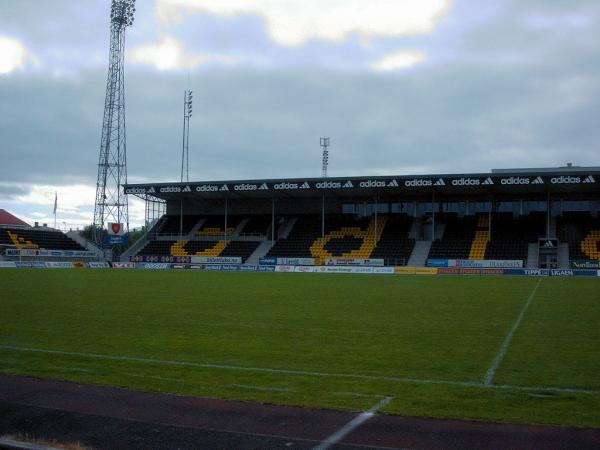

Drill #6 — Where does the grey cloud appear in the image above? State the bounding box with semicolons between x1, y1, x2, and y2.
0;184;29;200
1;0;599;190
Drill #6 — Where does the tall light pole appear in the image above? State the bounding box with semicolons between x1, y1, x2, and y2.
320;137;330;178
181;90;193;182
93;0;136;247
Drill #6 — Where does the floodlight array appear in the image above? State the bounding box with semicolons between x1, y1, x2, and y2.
187;91;193;117
111;0;136;27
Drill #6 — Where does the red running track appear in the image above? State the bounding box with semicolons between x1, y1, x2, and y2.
0;374;599;449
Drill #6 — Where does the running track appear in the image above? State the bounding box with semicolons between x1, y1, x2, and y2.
1;374;599;449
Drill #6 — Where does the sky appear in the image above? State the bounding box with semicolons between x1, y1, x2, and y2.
1;0;599;229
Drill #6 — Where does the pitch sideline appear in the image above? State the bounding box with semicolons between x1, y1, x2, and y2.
1;342;598;396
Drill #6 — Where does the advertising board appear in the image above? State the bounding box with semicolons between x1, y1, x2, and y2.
324;258;384;266
45;262;74;269
395;267;416;275
415;268;438;275
427;259;522;268
571;260;600;269
259;257;277;266
6;249;96;258
190;256;242;264
373;267;395;274
277;258;316;266
15;261;47;269
87;262;110;269
112;262;136;269
0;261;17;268
132;255;191;263
426;259;449;267
503;268;549;276
140;263;171;270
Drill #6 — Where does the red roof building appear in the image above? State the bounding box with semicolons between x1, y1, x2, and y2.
0;209;30;227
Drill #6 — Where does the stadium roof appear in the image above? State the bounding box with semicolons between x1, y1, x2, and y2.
124;167;600;201
0;209;29;227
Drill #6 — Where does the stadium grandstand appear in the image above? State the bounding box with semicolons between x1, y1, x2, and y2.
124;165;600;269
0;210;100;263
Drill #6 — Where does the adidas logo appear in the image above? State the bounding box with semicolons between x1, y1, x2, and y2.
482;177;494;185
182;185;191;193
531;177;544;185
147;187;155;194
434;178;445;186
387;179;399;187
583;175;596;184
258;183;269;190
219;184;229;191
343;181;354;188
300;182;310;189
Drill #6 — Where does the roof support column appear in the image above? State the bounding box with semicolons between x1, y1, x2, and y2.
321;194;325;238
271;197;275;243
432;191;436;241
546;191;551;238
374;196;378;240
179;199;183;240
224;197;228;243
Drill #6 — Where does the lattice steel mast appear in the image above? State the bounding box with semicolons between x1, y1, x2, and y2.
93;0;136;245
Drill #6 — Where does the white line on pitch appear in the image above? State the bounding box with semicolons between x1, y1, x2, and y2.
483;279;542;385
1;343;598;395
312;396;394;450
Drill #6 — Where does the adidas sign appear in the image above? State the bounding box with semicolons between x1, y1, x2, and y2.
274;182;299;190
434;178;445;186
388;179;399;187
531;177;544;185
159;186;182;193
125;188;146;194
451;178;481;186
233;184;257;191
259;183;269;190
359;180;386;188
482;177;494;185
300;182;311;189
551;176;581;184
500;177;530;185
343;181;354;188
196;185;219;192
405;178;432;187
182;185;192;193
316;181;342;189
147;187;156;194
219;184;230;191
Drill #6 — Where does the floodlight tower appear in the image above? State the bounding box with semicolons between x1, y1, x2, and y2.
93;0;136;245
181;90;193;182
320;137;330;177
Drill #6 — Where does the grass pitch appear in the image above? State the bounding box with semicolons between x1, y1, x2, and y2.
1;269;599;428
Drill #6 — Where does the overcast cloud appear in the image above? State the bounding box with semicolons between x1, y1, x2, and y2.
0;0;599;227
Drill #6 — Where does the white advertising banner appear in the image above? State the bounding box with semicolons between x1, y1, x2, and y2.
191;256;242;264
0;261;17;268
277;258;316;266
324;258;385;266
294;266;316;273
449;259;523;268
112;262;136;269
45;262;74;269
